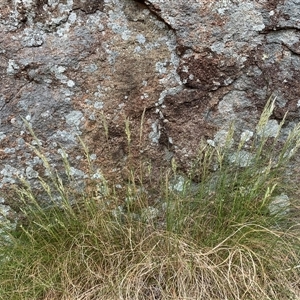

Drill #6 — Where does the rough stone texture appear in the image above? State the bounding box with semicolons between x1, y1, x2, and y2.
142;0;300;170
0;0;179;191
1;0;300;208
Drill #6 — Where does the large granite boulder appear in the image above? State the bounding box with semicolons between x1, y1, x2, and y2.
1;0;300;206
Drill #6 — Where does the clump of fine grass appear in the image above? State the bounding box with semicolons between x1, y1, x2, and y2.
1;97;300;299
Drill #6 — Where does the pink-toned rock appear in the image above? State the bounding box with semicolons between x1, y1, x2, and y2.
0;0;300;205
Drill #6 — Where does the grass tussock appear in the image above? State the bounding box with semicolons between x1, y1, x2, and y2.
1;97;300;299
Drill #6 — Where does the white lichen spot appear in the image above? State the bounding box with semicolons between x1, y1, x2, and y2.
98;24;105;31
56;23;71;37
228;150;254;167
269;194;290;216
94;101;104;109
136;34;146;44
65;110;83;127
149;121;160;144
240;130;253;142
134;46;142;53
169;175;185;192
0;132;6;141
0;165;21;185
51;65;69;82
83;64;98;73
41;110;51;118
69;167;87;178
7;60;19;75
0;203;10;217
25;166;39;179
121;30;131;40
182;65;189;73
207;139;216;147
4;148;15;154
56;66;66;73
90;154;97;160
155;61;167;74
157;86;183;105
257;119;280;138
68;11;77;23
67;80;75;87
22;28;45;47
224;77;234;85
91;169;105;181
31;139;42;146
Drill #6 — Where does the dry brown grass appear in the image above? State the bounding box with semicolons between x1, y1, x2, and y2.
1;96;300;300
4;212;298;300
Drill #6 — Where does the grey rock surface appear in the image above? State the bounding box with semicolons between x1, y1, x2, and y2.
144;0;300;166
1;0;300;207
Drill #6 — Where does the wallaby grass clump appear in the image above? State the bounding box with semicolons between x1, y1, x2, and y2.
1;97;300;299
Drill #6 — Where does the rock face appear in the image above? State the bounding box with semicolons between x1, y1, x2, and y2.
1;0;300;200
146;0;300;170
